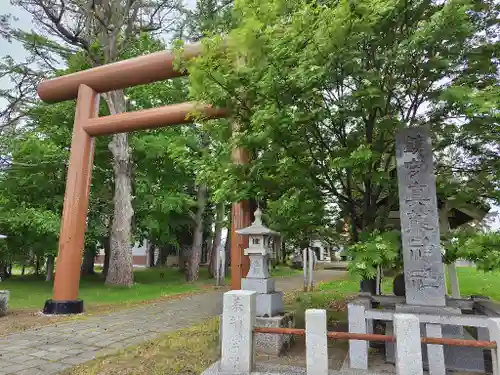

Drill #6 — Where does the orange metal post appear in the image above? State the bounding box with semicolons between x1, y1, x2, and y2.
230;147;251;290
43;85;99;314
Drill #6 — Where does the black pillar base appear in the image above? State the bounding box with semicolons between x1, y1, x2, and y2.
360;278;377;294
393;273;406;297
43;299;84;315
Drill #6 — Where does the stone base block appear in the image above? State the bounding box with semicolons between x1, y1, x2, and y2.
254;312;295;356
242;278;276;294
0;290;9;317
256;292;283;317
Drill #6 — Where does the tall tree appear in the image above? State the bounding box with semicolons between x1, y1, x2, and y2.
185;0;499;289
184;0;234;42
0;34;196;282
0;95;111;280
187;0;499;240
177;0;238;281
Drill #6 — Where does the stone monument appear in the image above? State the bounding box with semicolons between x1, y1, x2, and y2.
236;208;295;355
0;290;9;317
396;127;446;307
385;127;485;372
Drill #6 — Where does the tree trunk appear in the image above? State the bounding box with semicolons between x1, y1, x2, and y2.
105;90;134;287
206;245;213;275
209;202;224;278
187;184;208;282
0;262;7;280
224;219;231;274
21;264;25;276
147;241;155;267
103;235;111;277
158;245;169;267
45;255;55;282
35;256;41;276
281;238;286;264
179;247;188;273
81;249;95;276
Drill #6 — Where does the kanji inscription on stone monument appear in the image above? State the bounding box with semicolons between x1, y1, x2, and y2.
396;127;446;306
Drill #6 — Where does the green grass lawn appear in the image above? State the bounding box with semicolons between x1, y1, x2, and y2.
270;264;302;278
454;267;500;301
286;266;500;329
2;264;300;310
4;264;495;312
317;266;500;301
3;268;205;310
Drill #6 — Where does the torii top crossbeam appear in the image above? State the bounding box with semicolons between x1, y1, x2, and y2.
37;43;202;103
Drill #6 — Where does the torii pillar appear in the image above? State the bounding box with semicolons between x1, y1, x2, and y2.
230;146;251;290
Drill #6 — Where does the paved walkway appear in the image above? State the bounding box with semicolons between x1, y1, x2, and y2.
0;270;344;375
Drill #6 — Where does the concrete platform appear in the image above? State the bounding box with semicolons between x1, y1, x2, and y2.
201;360;386;375
341;350;485;375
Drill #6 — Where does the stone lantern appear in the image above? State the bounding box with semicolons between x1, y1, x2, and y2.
236;208;282;316
236;208;295;355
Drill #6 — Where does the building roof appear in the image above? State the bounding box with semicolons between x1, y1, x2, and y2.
235;208;280;236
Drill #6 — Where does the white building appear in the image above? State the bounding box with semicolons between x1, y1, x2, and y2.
95;239;150;268
309;239;332;262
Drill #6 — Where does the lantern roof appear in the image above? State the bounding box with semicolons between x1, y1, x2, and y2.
236;208;280;236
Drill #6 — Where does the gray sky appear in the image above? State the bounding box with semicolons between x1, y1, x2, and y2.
0;0;197;64
1;1;499;231
0;0;197;107
0;4;32;62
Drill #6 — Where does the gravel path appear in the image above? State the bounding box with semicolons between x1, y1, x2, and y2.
0;270;344;375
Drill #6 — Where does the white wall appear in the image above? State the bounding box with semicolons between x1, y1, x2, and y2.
96;239;148;257
310;239;331;262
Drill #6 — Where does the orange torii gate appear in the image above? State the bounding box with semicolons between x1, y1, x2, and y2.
37;43;251;314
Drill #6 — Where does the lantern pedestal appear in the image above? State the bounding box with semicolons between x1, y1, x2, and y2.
256;291;284;317
241;278;275;293
254;312;296;356
243;270;293;355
